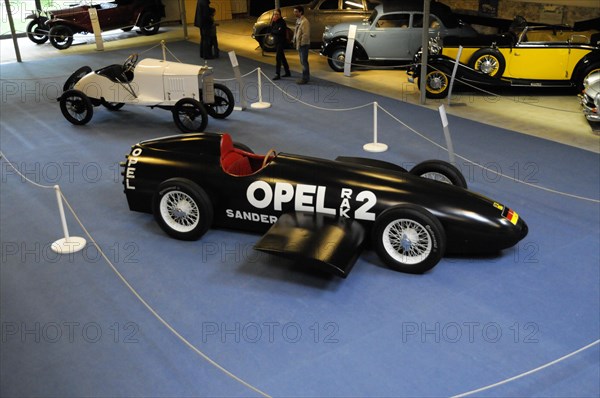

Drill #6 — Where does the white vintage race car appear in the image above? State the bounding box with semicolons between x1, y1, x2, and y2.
58;54;235;133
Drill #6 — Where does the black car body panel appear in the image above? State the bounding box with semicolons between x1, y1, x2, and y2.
123;132;528;276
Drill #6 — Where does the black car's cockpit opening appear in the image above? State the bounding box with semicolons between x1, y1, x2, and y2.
220;133;276;176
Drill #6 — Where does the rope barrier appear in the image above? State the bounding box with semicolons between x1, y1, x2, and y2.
2;51;599;393
259;69;373;112
451;339;600;397
0;151;272;398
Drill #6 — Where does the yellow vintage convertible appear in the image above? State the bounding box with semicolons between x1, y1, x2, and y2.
408;23;600;98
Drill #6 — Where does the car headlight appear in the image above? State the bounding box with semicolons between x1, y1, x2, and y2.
323;26;332;41
428;36;442;55
595;93;600;110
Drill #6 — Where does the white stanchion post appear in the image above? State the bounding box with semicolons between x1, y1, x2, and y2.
161;40;167;61
447;46;463;105
229;50;247;111
251;68;271;109
438;105;456;164
88;8;104;51
344;25;357;77
363;102;388;152
51;185;86;254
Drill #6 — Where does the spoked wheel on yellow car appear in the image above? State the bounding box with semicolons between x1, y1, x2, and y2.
468;48;506;78
418;69;450;99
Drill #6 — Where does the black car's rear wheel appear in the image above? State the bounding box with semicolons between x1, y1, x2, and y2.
172;98;208;133
59;89;93;125
205;83;235;119
138;12;160;35
26;18;49;44
372;205;446;274
49;24;74;50
410;160;467;188
153;178;213;240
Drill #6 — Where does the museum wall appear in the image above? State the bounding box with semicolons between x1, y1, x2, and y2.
444;0;600;25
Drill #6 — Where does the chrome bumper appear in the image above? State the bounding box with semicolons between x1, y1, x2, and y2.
579;94;600;122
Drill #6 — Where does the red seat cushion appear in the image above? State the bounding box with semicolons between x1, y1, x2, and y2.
220;134;252;176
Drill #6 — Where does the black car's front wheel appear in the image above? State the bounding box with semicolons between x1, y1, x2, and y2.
372;205;446;274
410;160;467;188
172;98;208;133
258;28;276;52
49;24;74;50
59;89;93;125
327;45;347;72
205;83;235;119
138;12;160;35
26;18;49;44
153;178;214;240
418;69;450;99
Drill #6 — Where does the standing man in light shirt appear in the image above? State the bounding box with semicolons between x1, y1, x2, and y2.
293;6;310;85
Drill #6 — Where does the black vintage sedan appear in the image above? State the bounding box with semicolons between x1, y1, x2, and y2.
122;132;528;277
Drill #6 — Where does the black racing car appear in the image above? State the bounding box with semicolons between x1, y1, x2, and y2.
122;132;528;277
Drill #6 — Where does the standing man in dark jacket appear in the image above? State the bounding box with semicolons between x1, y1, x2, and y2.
271;9;291;80
194;0;212;59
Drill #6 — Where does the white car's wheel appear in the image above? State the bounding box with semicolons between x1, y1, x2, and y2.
172;98;208;133
153;178;213;240
372;205;445;274
59;89;93;125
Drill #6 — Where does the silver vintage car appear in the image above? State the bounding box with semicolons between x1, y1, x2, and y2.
580;70;600;123
252;0;378;51
321;1;477;71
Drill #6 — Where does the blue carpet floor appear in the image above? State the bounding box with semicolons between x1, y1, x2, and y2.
1;40;599;397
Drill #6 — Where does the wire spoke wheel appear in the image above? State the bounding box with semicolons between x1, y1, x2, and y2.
426;70;448;94
159;190;200;233
420;171;452;184
172;98;208;133
372;205;445;274
59;89;93;125
410;160;468;188
475;54;500;76
153;179;213;240
205;84;234;119
383;219;432;265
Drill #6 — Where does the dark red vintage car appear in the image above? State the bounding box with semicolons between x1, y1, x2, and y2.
26;0;165;50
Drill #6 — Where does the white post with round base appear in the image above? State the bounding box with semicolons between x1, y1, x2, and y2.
51;185;86;254
251;68;271;109
363;102;388;152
